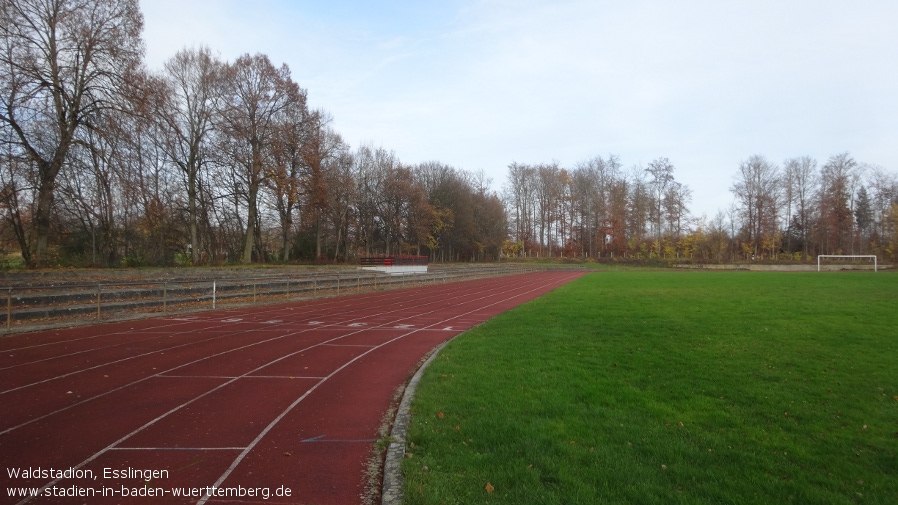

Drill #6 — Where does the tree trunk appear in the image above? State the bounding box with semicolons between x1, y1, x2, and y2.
188;170;199;265
281;217;291;262
315;215;323;260
242;182;258;264
33;166;59;267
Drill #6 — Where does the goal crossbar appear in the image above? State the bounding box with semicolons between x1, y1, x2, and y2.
817;255;878;272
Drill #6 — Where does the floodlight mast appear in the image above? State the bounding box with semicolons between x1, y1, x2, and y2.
817;255;878;272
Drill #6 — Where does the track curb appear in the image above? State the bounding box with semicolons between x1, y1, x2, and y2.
381;341;450;505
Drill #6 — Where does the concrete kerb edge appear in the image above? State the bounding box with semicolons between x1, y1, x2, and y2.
381;340;450;505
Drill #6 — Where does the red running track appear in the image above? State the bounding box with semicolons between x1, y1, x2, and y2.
0;270;585;504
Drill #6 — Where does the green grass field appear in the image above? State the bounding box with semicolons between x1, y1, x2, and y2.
402;271;897;504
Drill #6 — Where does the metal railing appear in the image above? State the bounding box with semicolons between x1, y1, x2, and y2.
1;265;546;334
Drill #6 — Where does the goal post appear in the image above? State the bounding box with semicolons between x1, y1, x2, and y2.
817;255;878;272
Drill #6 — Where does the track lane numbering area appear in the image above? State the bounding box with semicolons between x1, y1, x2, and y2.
0;270;585;504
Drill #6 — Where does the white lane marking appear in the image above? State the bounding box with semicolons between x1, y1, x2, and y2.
110;446;245;451
11;271;586;504
198;273;584;505
1;281;482;433
300;435;376;443
156;375;326;380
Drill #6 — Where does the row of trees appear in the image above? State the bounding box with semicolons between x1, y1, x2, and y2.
0;0;505;267
2;0;897;268
503;152;898;262
503;156;692;259
730;153;897;260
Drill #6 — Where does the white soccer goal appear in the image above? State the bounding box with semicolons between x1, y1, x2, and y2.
817;255;878;272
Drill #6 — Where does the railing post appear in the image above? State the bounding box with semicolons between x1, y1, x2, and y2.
96;284;102;321
212;280;217;309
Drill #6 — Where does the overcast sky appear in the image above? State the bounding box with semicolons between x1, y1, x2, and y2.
141;0;898;218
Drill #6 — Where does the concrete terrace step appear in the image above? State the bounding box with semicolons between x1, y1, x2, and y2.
0;265;546;332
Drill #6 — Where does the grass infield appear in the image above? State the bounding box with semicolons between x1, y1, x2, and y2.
402;271;897;504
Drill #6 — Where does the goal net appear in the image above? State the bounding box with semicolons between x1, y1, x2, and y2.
817;255;878;272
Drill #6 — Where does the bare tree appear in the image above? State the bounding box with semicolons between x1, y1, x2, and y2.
504;162;537;254
0;141;35;262
324;147;355;262
535;163;561;256
662;181;692;240
0;0;143;266
645;157;675;245
157;46;222;264
414;162;466;260
218;53;297;263
868;166;897;242
626;165;651;249
606;176;630;257
56;126;118;265
353;145;396;255
570;155;619;257
264;89;310;261
730;155;780;258
781;156;817;256
299;110;347;260
817;152;857;254
854;185;873;251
